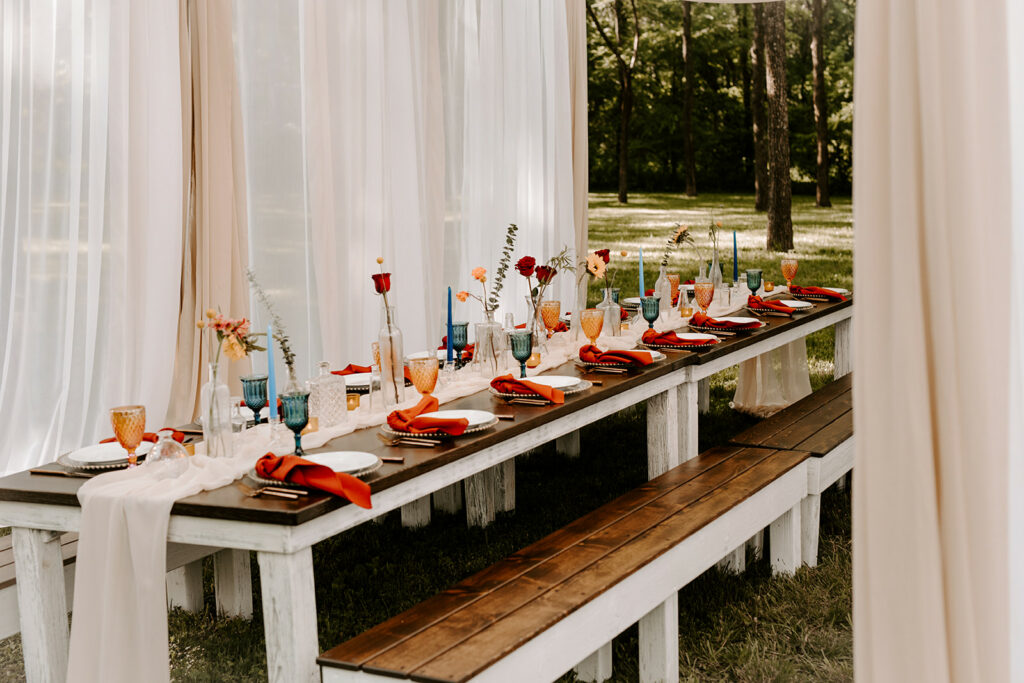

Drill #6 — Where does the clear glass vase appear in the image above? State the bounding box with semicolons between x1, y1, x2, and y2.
309;361;348;429
654;264;671;304
379;303;406;409
200;361;233;458
596;288;622;337
710;248;723;292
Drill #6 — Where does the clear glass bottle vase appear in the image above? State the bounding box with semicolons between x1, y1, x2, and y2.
200;360;233;458
473;310;503;378
379;302;406;409
596;288;622;336
309;361;348;428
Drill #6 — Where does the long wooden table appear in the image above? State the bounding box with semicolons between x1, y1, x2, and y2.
0;297;851;683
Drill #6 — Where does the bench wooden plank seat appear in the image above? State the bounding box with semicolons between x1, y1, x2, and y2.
729;373;854;567
318;445;810;683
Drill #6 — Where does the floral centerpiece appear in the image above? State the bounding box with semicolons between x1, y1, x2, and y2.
456;223;519;319
581;249;625;335
372;257;405;408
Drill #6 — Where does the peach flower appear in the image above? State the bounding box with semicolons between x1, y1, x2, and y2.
455;290;469;302
222;335;247;361
586;253;606;279
472;266;487;282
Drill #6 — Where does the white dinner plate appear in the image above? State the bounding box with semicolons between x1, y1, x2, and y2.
714;316;760;326
68;440;153;464
676;333;719;342
622;296;642;307
526;375;582;390
823;287;851;295
342;372;373;388
302;451;380;474
778;299;813;309
419;409;495;429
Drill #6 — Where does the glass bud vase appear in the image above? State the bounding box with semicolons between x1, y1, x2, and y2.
309;361;348;429
200;361;233;458
596;288;622;337
654;264;671;304
379;303;406;410
474;321;503;378
710;248;723;292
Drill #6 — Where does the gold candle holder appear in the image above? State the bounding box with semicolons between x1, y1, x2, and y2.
527;351;541;368
346;393;361;411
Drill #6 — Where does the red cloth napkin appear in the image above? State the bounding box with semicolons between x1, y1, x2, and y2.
386;396;469;435
100;430;184;445
490;374;565;403
578;345;654;366
789;285;847;301
255;454;372;508
437;339;475;361
690;312;761;330
334;363;413;382
553;321;569;333
641;329;717;347
747;295;796;315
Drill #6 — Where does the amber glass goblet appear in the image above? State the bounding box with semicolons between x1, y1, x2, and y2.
667;274;680;305
579;308;604;346
408;356;439;398
781;257;798;288
110;405;146;467
540;300;561;336
694;280;715;315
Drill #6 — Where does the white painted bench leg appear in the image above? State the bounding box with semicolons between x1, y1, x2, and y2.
639;595;679;683
649;382;698;478
801;493;822;568
167;561;204;612
716;545;746;574
746;529;764;561
12;527;69;683
680;381;699;464
556;430;581;458
401;497;432;528
214;549;253;618
574;642;613;682
495;459;515;513
770;503;802;576
834;318;852;378
256;547;319;683
432;483;463;514
465;468;496;528
697;377;710;414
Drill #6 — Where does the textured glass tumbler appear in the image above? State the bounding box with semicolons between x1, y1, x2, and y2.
241;374;269;425
509;331;533;379
640;296;660;329
280;392;310;456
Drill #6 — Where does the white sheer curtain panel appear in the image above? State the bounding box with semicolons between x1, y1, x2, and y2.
0;0;183;475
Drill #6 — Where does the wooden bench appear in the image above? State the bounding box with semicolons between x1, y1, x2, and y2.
318;445;810;683
729;373;853;568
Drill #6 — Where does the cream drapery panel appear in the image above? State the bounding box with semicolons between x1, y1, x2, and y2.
566;0;589;313
853;0;1014;680
166;0;250;425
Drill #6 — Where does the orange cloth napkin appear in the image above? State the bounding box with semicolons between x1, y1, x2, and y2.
690;312;761;330
578;345;654;366
490;374;565;403
386;396;469;435
789;285;847;301
641;329;717;347
255;454;372;508
552;321;569;333
100;430;184;445
333;363;412;382
747;295;796;315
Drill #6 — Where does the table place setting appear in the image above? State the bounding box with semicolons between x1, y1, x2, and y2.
489;374;591;405
640;329;721;350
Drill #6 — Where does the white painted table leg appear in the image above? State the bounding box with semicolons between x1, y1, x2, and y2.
697;377;710;414
556;430;581;458
401;497;432;528
214;549;253;618
680;381;699;463
464;468;496;528
256;547;319;683
834;318;852;378
801;493;822;568
495;459;515;513
746;529;764;561
167;561;204;612
648;384;690;478
432;483;463;514
12;527;69;683
770;503;802;576
716;545;746;574
574;642;613;682
639;595;679;683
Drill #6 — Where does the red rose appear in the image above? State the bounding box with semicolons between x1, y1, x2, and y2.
516;256;536;277
595;249;611;264
371;272;391;294
535;265;556;284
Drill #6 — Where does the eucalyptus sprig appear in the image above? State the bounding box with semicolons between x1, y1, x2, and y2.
245;269;296;377
487;223;519;311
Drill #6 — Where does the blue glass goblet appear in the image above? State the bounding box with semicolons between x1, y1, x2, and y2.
280;391;310;456
240;374;269;425
746;268;763;298
640;296;660;329
451;322;469;369
509;331;533;379
610;288;620;304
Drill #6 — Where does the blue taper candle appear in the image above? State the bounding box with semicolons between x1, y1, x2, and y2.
639;248;645;295
266;324;277;420
446;287;454;362
733;230;739;282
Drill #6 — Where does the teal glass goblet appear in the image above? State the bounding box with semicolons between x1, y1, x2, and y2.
451;322;469;369
610;288;620;304
746;268;763;298
640;296;660;329
280;391;310;456
509;331;533;379
240;374;269;425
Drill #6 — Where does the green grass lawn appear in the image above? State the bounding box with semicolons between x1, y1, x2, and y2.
0;193;853;682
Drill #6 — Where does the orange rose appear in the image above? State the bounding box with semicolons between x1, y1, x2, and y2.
455;290;469;302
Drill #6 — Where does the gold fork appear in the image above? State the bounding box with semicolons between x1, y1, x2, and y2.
235;482;303;500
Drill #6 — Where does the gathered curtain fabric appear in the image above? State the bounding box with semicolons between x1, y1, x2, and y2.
0;0;184;475
853;0;1018;680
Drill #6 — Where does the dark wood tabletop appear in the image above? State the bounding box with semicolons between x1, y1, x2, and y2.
0;296;850;527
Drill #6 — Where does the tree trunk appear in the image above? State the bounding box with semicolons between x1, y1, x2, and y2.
810;0;831;207
615;0;629;203
681;1;697;197
763;1;793;251
751;4;769;212
736;5;752;181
